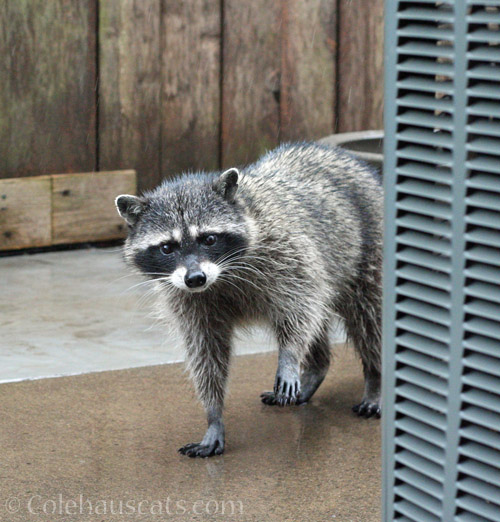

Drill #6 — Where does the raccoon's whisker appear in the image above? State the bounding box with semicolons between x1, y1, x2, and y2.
218;272;262;291
218;264;267;279
216;275;252;296
121;279;160;295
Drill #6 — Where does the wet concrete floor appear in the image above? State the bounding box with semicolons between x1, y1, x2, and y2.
0;350;381;522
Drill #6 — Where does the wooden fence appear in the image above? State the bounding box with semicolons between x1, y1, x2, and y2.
0;0;383;191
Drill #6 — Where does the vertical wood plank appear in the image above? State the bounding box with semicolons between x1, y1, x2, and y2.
99;0;161;192
161;0;221;179
0;0;97;178
221;0;281;168
337;0;384;132
280;0;337;142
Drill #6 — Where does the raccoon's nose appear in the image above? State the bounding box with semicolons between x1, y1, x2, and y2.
184;271;207;289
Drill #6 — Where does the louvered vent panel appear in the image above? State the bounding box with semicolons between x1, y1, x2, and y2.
384;2;500;521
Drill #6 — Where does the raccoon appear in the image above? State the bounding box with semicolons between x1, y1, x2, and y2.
115;142;383;458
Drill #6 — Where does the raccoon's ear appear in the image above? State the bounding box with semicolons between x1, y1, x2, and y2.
214;168;239;203
115;195;146;226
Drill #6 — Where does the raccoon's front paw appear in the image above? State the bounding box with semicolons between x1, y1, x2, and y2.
178;440;224;458
261;376;301;406
352;399;381;419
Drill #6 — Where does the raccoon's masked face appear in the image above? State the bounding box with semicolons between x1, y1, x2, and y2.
115;168;249;293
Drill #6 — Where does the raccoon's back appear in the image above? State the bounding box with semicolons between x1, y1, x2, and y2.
239;142;383;258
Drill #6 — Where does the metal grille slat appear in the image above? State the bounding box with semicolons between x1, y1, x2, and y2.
458;477;500;507
465;263;500;285
467;82;500;100
464;317;500;341
396;416;446;449
397;110;454;131
398;7;454;23
395;500;441;522
466;208;500;229
396;197;452;220
462;388;500;415
464;334;500;359
396;281;450;308
397;128;453;149
396;332;449;361
458;460;500;489
467;100;500;119
466;227;500;249
396;248;451;273
397;93;454;113
396;214;452;237
467;136;500;155
398;58;454;77
396;316;450;344
456;494;500;522
396;401;448;432
461;405;500;433
394;484;443;517
468;45;500;63
396;146;453;167
396;349;449;378
466;173;500;193
397;231;452;256
397;23;454;40
460;425;500;452
397;77;454;95
398;41;454;59
396;298;451;327
396;382;447;413
397;179;452;202
396;264;451;291
463;353;500;377
462;372;500;396
396;448;445;479
466;191;500;212
465;245;500;266
397;163;452;185
467;120;500;139
468;28;500;45
395;468;444;500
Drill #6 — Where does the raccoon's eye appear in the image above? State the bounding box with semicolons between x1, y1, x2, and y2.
159;243;174;255
203;234;217;246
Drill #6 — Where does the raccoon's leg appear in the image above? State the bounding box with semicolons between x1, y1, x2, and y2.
261;327;330;405
178;326;231;458
344;285;382;419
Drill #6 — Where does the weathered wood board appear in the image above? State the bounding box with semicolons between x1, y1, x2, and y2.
221;0;281;168
0;177;52;250
99;0;161;191
161;0;221;179
52;170;136;245
281;0;337;141
0;0;97;178
337;0;384;132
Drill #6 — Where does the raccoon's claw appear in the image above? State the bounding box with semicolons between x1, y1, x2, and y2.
352;400;381;419
260;391;279;405
178;440;224;458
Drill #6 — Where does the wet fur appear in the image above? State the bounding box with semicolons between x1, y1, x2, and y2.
117;142;383;457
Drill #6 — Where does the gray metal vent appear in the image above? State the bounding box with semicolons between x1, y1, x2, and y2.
383;1;500;521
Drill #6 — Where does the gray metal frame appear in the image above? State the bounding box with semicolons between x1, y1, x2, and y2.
383;1;500;520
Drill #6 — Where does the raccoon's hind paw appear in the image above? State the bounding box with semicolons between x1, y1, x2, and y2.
352;400;381;419
178;440;224;458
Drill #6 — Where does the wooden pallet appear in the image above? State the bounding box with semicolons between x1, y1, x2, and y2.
0;170;136;251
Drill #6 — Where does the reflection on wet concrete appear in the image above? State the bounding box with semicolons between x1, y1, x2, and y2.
0;351;380;521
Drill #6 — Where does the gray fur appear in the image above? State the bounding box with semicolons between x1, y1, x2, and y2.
116;142;383;457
